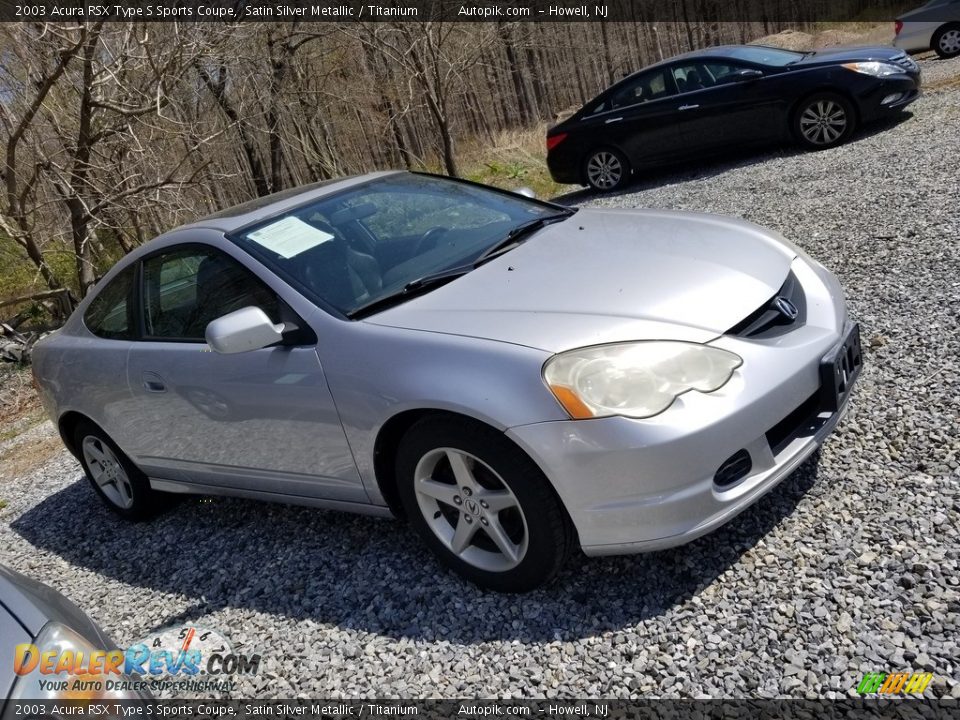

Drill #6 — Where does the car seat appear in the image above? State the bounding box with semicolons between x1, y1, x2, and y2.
685;69;705;91
298;218;382;310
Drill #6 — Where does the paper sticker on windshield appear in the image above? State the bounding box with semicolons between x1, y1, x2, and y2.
247;216;333;258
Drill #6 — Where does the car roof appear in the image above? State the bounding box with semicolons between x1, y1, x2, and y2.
180;170;403;235
622;44;791;78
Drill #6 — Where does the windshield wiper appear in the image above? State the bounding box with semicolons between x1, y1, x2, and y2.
347;267;473;319
398;211;575;293
474;210;576;265
348;209;576;320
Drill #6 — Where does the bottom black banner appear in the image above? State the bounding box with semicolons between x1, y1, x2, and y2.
3;700;960;720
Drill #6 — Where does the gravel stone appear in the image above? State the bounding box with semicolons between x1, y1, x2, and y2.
1;55;958;700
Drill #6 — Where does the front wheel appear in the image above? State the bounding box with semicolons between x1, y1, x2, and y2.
792;93;856;149
583;148;630;192
396;416;573;592
933;25;960;59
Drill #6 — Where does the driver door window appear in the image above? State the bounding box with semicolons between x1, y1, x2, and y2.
672;62;746;93
142;246;279;341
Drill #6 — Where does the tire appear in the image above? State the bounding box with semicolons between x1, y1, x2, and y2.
583;147;631;192
792;92;856;150
395;416;573;592
933;24;960;59
74;421;171;521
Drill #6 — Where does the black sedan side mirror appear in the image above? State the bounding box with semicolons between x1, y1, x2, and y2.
734;69;764;81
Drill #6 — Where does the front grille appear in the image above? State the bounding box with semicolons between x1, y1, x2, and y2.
892;53;919;73
726;271;806;339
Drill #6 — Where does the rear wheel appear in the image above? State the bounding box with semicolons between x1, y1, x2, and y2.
583;148;630;192
74;422;170;521
792;93;855;149
933;24;960;59
396;416;573;592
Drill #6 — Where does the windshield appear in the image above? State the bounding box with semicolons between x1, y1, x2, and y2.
230;174;566;316
722;46;805;66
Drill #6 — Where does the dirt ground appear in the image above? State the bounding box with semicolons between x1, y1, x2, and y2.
0;366;61;487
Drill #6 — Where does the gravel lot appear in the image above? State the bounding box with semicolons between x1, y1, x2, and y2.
2;54;958;700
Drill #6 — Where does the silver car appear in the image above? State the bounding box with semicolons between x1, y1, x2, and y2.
0;565;145;703
894;0;960;58
32;172;862;592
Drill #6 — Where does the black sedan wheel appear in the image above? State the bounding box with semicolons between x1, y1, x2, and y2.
396;416;573;592
584;148;630;192
933;25;960;59
793;93;855;149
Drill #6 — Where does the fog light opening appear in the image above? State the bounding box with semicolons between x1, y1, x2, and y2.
881;93;904;105
714;449;753;488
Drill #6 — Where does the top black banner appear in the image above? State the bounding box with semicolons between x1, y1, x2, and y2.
0;0;954;23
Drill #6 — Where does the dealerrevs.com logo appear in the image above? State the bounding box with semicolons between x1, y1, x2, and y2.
12;625;260;697
856;672;934;695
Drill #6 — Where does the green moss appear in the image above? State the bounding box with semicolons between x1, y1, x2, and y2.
0;233;81;300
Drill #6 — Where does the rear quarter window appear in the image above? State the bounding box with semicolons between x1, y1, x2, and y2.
83;265;137;340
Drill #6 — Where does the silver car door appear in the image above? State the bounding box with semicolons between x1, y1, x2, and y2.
123;243;366;503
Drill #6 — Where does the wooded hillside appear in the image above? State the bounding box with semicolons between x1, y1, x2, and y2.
0;19;848;301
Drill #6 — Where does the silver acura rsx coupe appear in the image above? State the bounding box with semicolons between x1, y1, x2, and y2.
32;172;862;592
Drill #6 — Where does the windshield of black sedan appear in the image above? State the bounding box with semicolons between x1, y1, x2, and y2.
724;46;805;66
230;174;562;316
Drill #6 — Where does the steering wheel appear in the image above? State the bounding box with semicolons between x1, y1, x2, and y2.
415;226;448;255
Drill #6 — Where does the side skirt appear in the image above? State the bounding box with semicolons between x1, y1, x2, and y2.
149;478;396;518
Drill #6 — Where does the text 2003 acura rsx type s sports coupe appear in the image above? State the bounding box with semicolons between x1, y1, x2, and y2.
32;172;862;592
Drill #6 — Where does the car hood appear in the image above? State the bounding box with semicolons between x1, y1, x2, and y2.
0;565;113;645
793;45;907;65
366;209;796;353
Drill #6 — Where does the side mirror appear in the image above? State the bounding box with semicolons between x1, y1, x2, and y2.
513;187;536;199
205;306;285;354
734;69;764;81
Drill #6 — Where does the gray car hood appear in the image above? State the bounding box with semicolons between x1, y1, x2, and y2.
366;208;796;353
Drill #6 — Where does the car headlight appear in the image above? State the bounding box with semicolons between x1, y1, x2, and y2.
543;341;742;420
8;622;148;703
841;61;903;77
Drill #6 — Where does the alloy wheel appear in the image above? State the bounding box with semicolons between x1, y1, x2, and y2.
81;436;135;509
586;151;623;190
939;29;960;55
799;99;848;146
413;447;529;572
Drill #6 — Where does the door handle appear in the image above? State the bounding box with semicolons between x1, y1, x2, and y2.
142;371;166;393
604;117;624;123
679;104;700;111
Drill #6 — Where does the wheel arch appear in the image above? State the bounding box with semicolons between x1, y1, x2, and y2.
371;408;570;529
57;410;93;459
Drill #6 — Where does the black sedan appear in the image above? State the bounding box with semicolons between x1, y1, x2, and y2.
547;44;921;191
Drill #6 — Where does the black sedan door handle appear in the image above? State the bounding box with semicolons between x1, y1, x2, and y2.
142;371;166;393
678;104;700;111
604;117;624;124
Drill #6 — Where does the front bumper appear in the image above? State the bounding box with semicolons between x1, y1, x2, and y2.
858;75;921;121
507;257;861;555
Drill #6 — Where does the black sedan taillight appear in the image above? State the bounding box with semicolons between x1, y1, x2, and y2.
546;133;567;152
